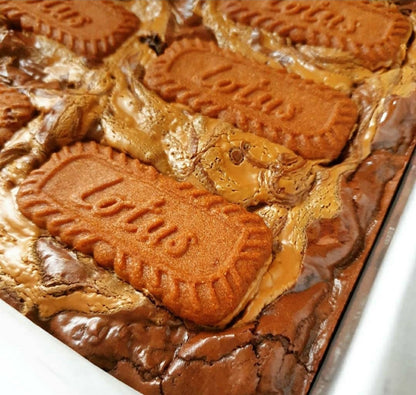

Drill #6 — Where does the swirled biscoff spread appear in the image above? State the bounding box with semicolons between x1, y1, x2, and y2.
0;1;415;394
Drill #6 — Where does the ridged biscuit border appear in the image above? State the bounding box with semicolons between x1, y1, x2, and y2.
16;141;273;326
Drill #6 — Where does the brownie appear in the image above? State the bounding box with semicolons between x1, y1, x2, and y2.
0;1;415;394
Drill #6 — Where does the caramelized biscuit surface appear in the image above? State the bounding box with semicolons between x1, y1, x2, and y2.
0;0;140;60
17;142;272;327
144;39;358;161
218;0;412;70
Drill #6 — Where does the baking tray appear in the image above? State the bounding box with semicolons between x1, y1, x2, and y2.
311;149;416;395
0;298;138;395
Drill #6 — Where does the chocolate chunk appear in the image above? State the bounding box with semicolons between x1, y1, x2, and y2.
302;181;362;285
36;237;89;286
373;93;416;154
348;150;405;232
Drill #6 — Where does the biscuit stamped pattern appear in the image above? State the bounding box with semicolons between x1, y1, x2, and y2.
17;141;273;327
144;38;358;161
0;0;140;60
217;0;412;70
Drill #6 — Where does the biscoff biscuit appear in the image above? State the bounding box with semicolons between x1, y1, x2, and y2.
16;141;273;327
144;38;358;161
0;0;140;60
217;0;412;70
0;83;34;148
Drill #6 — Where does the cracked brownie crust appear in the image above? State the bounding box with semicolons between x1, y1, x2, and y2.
0;1;415;394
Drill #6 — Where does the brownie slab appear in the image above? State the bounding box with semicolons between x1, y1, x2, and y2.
0;1;415;394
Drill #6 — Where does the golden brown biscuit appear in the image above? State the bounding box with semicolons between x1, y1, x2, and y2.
16;141;273;327
0;0;140;60
217;0;412;70
144;38;358;161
